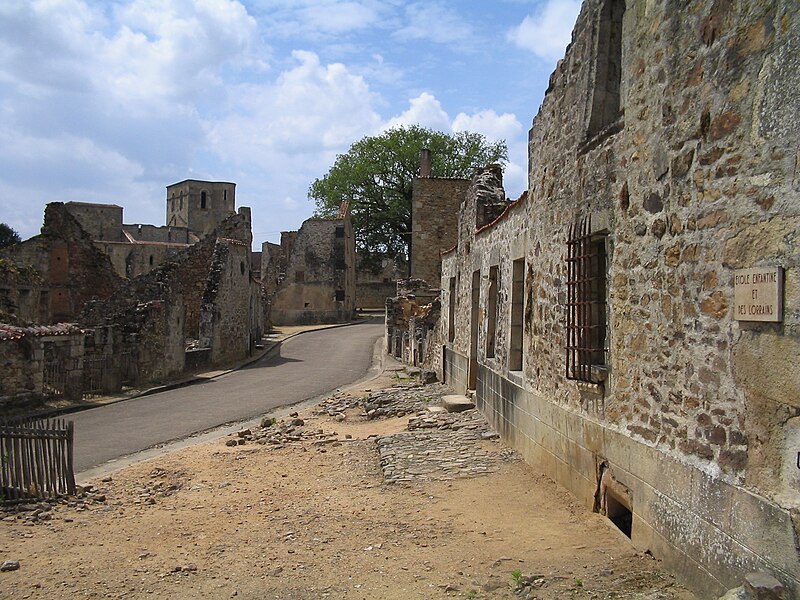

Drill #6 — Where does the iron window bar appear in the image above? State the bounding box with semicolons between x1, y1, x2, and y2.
566;216;608;383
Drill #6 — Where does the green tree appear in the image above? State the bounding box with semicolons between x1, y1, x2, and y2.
0;223;21;249
309;125;507;270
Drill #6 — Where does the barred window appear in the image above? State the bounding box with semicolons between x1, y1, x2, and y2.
509;259;525;371
566;217;608;383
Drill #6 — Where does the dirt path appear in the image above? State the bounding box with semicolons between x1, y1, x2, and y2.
1;369;699;599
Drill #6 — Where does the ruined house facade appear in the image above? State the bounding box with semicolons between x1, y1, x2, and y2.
0;188;262;408
410;153;471;288
262;216;356;326
62;179;236;280
0;204;122;325
432;0;799;596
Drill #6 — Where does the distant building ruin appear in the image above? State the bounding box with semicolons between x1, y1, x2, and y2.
0;182;263;410
261;215;356;326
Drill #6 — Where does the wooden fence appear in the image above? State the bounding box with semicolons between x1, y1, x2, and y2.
0;418;76;504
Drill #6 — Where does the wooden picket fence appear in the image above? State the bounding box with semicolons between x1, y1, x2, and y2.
0;418;76;504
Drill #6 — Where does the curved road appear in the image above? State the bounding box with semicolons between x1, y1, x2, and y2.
72;319;384;473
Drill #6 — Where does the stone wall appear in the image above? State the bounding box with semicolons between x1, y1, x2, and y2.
270;217;356;325
166;179;236;238
0;203;122;324
80;210;259;386
355;255;404;309
436;0;800;596
410;177;471;286
64;202;124;242
0;324;85;410
199;237;259;365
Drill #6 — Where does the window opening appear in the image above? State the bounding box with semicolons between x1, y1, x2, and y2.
448;277;456;343
200;191;207;209
586;0;625;139
335;226;345;238
295;271;305;283
486;265;499;358
335;290;345;302
509;259;525;371
566;216;608;383
468;270;480;390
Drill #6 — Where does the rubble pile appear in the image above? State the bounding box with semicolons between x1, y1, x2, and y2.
224;414;350;450
316;383;451;421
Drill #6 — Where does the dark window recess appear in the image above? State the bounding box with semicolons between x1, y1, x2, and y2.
486;266;499;358
149;255;154;266
586;0;625;139
295;271;305;283
509;259;525;371
334;226;345;238
566;216;608;383
200;191;207;209
335;290;345;302
448;277;456;343
335;259;346;270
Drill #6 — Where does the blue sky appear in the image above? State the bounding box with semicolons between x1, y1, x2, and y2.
0;0;581;246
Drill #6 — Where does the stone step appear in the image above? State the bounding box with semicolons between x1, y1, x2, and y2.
441;395;475;413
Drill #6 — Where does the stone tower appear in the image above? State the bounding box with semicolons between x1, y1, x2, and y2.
166;179;236;238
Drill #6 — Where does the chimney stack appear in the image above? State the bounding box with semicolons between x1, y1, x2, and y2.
419;148;432;178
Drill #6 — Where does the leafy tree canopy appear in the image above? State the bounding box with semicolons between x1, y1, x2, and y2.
0;223;21;249
309;125;507;270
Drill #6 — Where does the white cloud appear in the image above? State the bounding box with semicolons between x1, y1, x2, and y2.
452;110;523;143
507;0;581;62
394;2;473;45
105;0;261;110
382;92;452;132
208;50;382;165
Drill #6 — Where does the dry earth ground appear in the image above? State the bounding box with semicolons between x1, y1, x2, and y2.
1;369;699;600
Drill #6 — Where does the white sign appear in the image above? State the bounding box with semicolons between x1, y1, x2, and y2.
733;267;783;322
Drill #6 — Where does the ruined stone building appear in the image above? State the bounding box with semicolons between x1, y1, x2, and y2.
0;203;122;325
410;149;472;288
261;215;356;326
355;256;405;310
0;182;262;410
166;179;236;237
393;0;800;596
62;179;236;279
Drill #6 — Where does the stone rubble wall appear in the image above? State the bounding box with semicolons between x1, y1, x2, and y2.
0;203;122;324
270;217;355;326
80;212;259;387
410;177;471;287
435;0;800;596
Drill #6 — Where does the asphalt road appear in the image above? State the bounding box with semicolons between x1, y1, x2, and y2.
71;318;384;473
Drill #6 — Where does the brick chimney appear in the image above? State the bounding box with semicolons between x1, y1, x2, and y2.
419;148;432;177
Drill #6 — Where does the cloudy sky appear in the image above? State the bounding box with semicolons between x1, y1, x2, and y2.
0;0;581;246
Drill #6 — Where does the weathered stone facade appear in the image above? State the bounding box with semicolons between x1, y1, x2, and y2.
166;179;236;238
266;217;356;326
355;255;404;310
0;323;85;410
64;180;237;280
433;0;800;596
0;203;122;324
410;176;471;287
81;209;262;386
